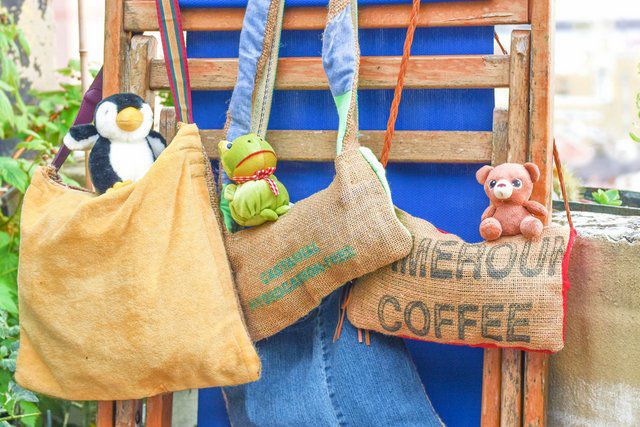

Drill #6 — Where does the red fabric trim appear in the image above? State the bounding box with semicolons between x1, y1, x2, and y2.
561;227;578;343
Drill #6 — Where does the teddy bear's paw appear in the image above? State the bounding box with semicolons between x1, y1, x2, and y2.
520;216;543;240
480;218;502;241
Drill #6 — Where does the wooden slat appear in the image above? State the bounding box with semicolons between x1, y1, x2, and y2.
500;349;522;427
149;55;510;91
481;348;502;427
115;400;143;427
523;352;549;427
96;402;115;427
146;394;173;427
160;107;177;144
125;35;157;108
481;108;509;427
201;129;493;163
104;0;128;96
507;31;531;163
529;0;555;211
124;0;529;32
491;109;509;165
525;1;555;425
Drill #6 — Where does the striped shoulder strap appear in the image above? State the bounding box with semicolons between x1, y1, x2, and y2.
155;0;193;124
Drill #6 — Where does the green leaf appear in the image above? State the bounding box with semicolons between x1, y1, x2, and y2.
631;132;640;143
0;81;13;92
16;31;30;57
17;401;40;427
0;157;29;193
16;139;48;152
0;90;14;123
0;286;18;315
591;188;623;206
0;233;9;251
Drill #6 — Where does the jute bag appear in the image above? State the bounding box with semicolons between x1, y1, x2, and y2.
15;0;260;400
348;209;576;352
218;0;413;341
347;5;576;352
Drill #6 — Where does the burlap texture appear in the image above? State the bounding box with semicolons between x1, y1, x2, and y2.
224;149;413;341
348;210;574;352
16;124;261;400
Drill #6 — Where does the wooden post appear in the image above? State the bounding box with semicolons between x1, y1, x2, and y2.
507;30;532;163
104;0;128;96
96;402;115;427
481;108;509;427
115;400;143;427
525;1;555;425
126;35;158;108
146;394;174;427
499;30;531;427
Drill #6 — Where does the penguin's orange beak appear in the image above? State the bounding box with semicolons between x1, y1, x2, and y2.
116;107;144;132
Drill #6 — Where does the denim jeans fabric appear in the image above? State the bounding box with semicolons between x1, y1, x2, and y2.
226;0;272;142
223;289;443;426
322;5;356;97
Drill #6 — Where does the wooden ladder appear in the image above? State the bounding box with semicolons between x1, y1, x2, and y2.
100;0;554;425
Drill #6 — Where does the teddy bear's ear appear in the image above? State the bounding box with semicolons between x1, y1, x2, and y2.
523;162;541;183
476;165;494;185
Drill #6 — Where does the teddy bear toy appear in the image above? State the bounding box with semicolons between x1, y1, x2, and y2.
476;162;548;241
63;93;166;194
218;133;291;227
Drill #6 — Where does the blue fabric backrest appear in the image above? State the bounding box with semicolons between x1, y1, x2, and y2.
184;1;492;425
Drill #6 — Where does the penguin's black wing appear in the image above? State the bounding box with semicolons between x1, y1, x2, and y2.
63;124;99;151
89;137;121;194
146;130;167;160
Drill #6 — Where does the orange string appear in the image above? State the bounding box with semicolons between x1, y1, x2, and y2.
380;0;422;167
553;140;574;230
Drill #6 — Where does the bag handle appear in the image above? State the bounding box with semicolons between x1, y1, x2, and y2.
50;69;104;171
226;0;361;153
379;0;574;228
155;0;193;124
323;0;361;154
225;0;285;142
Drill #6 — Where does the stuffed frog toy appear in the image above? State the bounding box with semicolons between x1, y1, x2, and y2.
219;133;291;227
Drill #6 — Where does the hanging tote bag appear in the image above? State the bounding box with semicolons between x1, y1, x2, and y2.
217;0;413;341
15;0;260;401
347;5;576;353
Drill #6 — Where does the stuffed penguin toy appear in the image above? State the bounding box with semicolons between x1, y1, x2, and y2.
63;93;166;194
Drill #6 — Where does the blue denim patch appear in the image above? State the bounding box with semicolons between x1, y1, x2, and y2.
322;5;357;98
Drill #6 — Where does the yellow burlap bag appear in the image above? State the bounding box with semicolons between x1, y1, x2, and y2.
16;124;260;400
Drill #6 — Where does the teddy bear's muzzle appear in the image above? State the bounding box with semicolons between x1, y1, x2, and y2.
493;179;513;199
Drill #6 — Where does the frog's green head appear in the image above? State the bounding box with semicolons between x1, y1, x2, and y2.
218;133;277;178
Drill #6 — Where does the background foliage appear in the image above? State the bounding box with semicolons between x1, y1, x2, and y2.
0;7;95;426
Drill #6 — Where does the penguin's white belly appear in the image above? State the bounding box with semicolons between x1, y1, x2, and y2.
109;141;155;183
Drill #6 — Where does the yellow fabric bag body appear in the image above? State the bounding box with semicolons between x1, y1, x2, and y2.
16;124;260;401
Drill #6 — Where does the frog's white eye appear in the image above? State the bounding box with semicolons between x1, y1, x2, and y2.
226;142;233;149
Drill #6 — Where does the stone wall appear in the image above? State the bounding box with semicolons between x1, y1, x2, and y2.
549;211;640;426
2;0;56;91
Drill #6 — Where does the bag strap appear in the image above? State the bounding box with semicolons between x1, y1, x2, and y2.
380;0;574;229
155;0;193;123
225;0;285;141
323;0;361;154
50;69;104;171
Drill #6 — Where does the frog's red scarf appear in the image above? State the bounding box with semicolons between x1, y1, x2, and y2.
232;167;279;196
